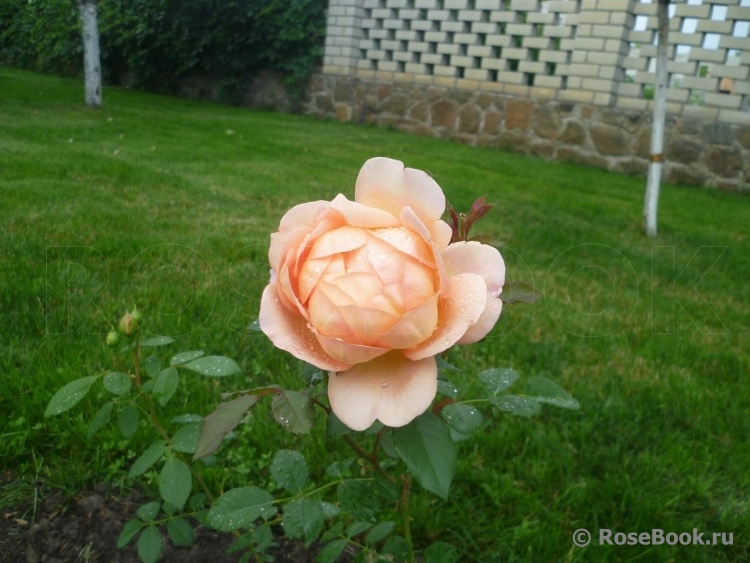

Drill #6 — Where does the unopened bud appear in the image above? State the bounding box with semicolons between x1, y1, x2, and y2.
118;312;138;336
106;331;120;347
131;306;144;325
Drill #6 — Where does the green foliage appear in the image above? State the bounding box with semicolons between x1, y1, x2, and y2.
8;69;750;561
0;0;326;100
393;413;457;499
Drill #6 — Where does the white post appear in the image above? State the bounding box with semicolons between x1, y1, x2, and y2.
78;0;102;107
644;0;669;237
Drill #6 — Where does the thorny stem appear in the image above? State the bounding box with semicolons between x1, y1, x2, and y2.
311;397;394;482
342;435;393;482
400;474;415;562
133;339;142;388
131;343;216;505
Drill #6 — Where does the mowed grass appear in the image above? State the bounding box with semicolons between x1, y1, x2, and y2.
1;67;749;562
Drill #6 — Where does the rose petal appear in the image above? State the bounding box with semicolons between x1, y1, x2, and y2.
259;284;350;372
298;255;332;304
278;200;331;233
457;296;503;344
442;241;505;296
432;220;453;249
401;255;437;310
330;194;400;228
328;352;438;430
371;227;435;266
308;283;355;340
315;333;390;364
308;225;369;259
355;158;445;226
405;272;487;360
376;293;439;349
269;226;308;272
338;304;400;346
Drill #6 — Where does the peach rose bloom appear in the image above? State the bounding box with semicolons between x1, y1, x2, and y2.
260;157;505;430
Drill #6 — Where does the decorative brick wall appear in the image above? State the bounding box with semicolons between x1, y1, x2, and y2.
314;0;750;189
323;0;750;121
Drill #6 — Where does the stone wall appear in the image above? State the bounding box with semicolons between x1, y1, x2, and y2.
301;72;750;189
170;69;749;189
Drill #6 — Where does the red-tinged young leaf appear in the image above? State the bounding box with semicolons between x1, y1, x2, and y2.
501;280;542;304
194;394;258;459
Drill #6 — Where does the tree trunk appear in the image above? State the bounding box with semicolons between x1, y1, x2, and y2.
644;0;669;237
79;0;102;107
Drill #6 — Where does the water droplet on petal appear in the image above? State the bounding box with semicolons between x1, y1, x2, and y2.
380;381;389;388
314;266;322;273
379;254;387;261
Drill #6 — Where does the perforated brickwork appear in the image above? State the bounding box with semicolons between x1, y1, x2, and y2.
323;0;750;123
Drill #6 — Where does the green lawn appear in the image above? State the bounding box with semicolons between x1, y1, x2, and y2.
1;66;749;562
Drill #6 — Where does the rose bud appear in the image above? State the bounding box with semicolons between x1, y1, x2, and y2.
106;330;121;347
118;312;137;336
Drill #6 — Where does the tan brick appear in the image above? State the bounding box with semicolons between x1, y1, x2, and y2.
534;75;563;88
413;74;435;85
479;81;505;93
464;68;491;81
529;86;557;100
574;38;606;51
582;78;615;92
393;72;415;84
703;93;743;110
435;76;457;87
504;84;531;97
559;89;596;103
593;92;614;106
579;11;610;24
717;110;750;126
356;69;376;79
378;61;399;72
434;65;458;77
597;0;630;10
457;78;481;90
615;97;649;111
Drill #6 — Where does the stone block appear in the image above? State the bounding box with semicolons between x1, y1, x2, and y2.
736;126;750;150
560;120;587;145
666;138;704;165
705;148;744;177
497;130;530;153
431;98;458;128
613;158;649;177
531;141;556;158
483;110;503;134
505;98;537;131
410;100;429;121
664;164;707;187
381;92;411;114
335;103;351;122
590;122;631;156
532;106;561;139
459;104;481;134
703;123;734;146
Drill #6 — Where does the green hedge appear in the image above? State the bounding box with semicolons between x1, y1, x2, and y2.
0;0;326;100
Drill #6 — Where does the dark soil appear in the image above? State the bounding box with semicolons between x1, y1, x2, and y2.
0;479;353;563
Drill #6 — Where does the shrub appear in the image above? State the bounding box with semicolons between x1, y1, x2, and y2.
0;0;326;100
